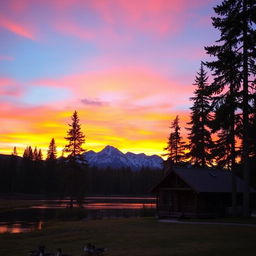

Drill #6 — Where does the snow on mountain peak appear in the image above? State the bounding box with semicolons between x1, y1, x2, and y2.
101;145;122;155
83;146;163;170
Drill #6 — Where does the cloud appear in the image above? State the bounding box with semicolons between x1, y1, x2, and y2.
0;16;36;40
81;98;109;106
88;0;209;37
0;55;14;61
55;20;95;40
0;77;23;97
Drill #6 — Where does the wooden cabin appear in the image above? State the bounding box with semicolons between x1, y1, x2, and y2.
152;167;256;218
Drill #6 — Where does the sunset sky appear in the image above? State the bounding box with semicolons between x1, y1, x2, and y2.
0;0;219;157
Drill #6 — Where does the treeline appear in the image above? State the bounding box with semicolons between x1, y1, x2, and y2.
0;154;163;195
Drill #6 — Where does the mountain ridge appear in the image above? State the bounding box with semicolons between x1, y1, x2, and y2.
83;145;163;170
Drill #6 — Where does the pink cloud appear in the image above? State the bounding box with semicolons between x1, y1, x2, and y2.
89;0;209;37
0;77;23;97
32;65;194;113
1;0;213;44
55;20;95;40
0;15;36;40
0;55;14;61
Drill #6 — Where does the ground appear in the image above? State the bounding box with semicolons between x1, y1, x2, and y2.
0;217;256;256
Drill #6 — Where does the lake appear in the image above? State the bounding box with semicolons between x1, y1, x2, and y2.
0;196;156;234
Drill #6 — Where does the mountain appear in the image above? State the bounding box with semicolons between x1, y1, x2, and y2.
83;145;163;170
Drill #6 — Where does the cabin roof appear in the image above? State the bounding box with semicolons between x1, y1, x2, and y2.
152;167;256;193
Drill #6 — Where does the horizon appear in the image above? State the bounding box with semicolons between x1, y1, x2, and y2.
1;144;164;159
0;0;218;157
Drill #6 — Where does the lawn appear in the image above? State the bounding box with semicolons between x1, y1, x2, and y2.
0;217;256;256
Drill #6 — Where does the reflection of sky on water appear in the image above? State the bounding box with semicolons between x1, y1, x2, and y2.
0;221;43;234
31;202;156;210
0;197;156;234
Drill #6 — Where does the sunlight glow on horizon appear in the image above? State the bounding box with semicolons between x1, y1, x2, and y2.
0;0;218;157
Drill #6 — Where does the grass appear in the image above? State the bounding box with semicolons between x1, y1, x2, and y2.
0;217;256;256
181;217;256;224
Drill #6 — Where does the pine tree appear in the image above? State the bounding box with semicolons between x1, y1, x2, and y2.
64;111;86;160
47;138;57;160
205;0;256;216
23;146;34;160
12;146;18;156
37;149;43;161
186;63;213;167
64;111;87;207
164;115;185;165
33;147;38;161
205;17;241;215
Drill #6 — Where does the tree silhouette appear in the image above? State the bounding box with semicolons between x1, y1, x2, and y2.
186;63;213;167
12;146;18;156
47;138;57;160
64;111;87;208
205;0;256;216
164;115;185;165
64;111;85;159
205;24;241;215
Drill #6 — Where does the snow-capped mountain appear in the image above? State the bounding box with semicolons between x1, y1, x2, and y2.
83;145;163;170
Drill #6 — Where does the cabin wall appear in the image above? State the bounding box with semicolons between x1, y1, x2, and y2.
157;191;240;218
157;189;198;218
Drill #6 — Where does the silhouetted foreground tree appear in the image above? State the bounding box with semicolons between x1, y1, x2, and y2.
205;0;256;217
186;63;213;167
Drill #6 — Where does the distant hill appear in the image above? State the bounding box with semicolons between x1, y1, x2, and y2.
83;145;163;170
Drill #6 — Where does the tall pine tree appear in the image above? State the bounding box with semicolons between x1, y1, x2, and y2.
186;63;213;167
64;111;86;160
205;0;256;216
64;111;87;207
205;17;241;215
164;115;185;165
47;138;57;161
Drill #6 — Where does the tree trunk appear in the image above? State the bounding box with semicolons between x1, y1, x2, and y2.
242;0;250;217
229;48;237;217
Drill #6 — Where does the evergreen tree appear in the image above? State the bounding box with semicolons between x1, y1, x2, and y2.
186;63;213;167
64;111;86;160
37;149;43;161
46;139;58;193
164;115;185;165
206;31;240;215
47;138;57;160
9;147;18;193
64;111;87;207
12;146;18;156
33;147;38;161
23;146;34;160
205;0;256;216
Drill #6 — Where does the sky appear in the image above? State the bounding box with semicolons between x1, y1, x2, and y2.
0;0;220;157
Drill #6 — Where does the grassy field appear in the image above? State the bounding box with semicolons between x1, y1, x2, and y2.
0;217;256;256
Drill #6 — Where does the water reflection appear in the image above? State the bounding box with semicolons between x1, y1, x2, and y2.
0;221;43;234
0;196;156;234
31;202;156;210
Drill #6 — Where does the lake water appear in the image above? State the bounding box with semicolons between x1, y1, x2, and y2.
0;196;156;234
